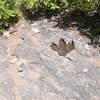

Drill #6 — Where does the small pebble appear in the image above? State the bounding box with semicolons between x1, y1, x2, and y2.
31;28;40;33
17;61;22;66
9;58;17;64
18;71;25;76
3;31;10;38
84;44;90;50
17;66;23;72
83;68;88;72
86;84;89;87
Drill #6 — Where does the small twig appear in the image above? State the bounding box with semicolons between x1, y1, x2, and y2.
65;56;73;62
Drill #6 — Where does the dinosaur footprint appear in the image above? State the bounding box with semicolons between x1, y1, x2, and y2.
50;38;75;56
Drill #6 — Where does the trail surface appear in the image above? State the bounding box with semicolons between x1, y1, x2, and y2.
0;19;100;100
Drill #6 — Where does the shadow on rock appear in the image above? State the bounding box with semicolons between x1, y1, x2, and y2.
54;9;100;48
21;8;100;48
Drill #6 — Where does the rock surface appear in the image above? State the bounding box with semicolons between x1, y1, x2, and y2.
0;19;100;100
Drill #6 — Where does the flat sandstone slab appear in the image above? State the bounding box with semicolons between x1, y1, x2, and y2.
0;19;100;100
